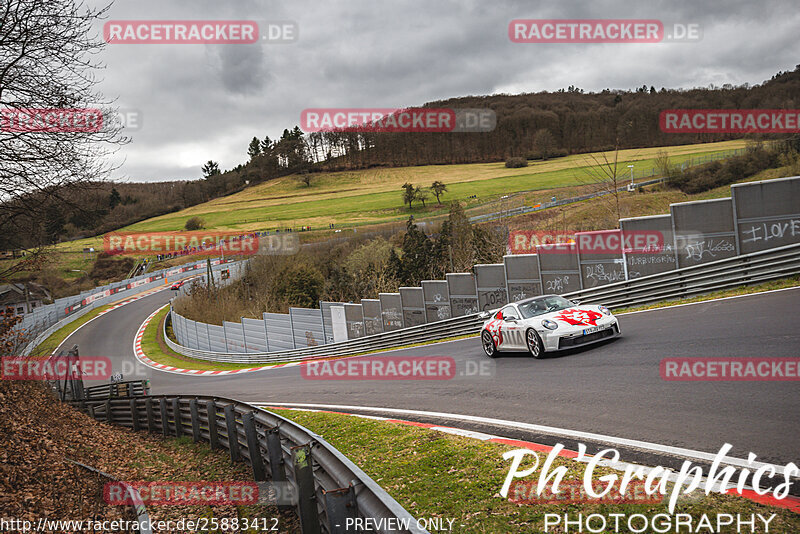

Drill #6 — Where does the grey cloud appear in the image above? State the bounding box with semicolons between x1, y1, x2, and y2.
85;0;800;181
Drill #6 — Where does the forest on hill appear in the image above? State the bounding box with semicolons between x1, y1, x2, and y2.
3;66;798;249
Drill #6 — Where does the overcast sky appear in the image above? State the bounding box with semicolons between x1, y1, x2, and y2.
89;0;800;182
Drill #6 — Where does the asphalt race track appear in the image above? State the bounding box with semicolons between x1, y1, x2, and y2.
60;286;800;467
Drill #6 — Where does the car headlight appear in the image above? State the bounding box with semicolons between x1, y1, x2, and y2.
598;306;611;316
541;319;558;330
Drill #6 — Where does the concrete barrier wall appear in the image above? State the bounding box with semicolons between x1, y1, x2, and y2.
474;264;508;311
671;197;738;269
620;214;677;279
344;303;366;339
242;317;269;352
422;280;451;322
503;254;542;302
223;321;246;353
329;306;348;343
361;299;384;336
207;324;227;352
576;230;627;289
379;293;404;331
732;176;800;254
399;287;426;327
446;273;478;317
290;308;325;348
537;243;582;294
319;301;345;343
264;312;295;351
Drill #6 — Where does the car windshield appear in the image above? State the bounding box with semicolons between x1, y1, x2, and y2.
518;296;575;318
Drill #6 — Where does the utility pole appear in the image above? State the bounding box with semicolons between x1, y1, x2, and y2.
206;258;215;292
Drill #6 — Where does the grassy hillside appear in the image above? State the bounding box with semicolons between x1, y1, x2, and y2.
506;161;798;234
5;140;752;294
122;140;745;233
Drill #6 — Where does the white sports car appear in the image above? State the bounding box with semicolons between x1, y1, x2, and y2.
479;295;621;358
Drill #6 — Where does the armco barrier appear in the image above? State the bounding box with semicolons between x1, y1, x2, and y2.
83;380;149;400
21;257;237;355
563;242;800;309
76;395;427;534
167;177;800;362
66;458;151;534
164;243;800;364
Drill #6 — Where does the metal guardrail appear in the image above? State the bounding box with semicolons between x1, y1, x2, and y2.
65;458;152;534
19;257;238;356
563;242;800;308
44;348;150;401
84;380;150;400
76;395;427;534
164;243;800;364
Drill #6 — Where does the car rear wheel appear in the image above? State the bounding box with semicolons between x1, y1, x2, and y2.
481;330;497;358
526;328;545;359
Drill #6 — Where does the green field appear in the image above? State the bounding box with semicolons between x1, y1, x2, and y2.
120;140;746;234
4;140;746;287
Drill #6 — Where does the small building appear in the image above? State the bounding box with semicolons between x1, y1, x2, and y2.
0;283;52;316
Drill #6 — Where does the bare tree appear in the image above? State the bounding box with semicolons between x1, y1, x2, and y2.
431;180;447;204
577;140;626;225
401;182;416;209
0;0;125;256
414;186;429;208
533;128;556;160
654;149;679;184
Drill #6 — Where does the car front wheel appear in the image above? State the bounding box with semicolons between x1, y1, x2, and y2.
481;330;497;358
526;328;545;359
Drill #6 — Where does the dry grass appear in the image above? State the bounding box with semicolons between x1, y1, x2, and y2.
121;141;745;233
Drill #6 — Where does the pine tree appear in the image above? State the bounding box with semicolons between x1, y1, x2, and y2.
108;187;122;209
248;137;261;160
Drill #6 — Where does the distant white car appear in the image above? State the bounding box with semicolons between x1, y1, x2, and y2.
479;295;621;358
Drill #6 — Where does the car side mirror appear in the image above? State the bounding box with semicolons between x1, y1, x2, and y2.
507;318;518;323
571;299;581;305
478;311;491;319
